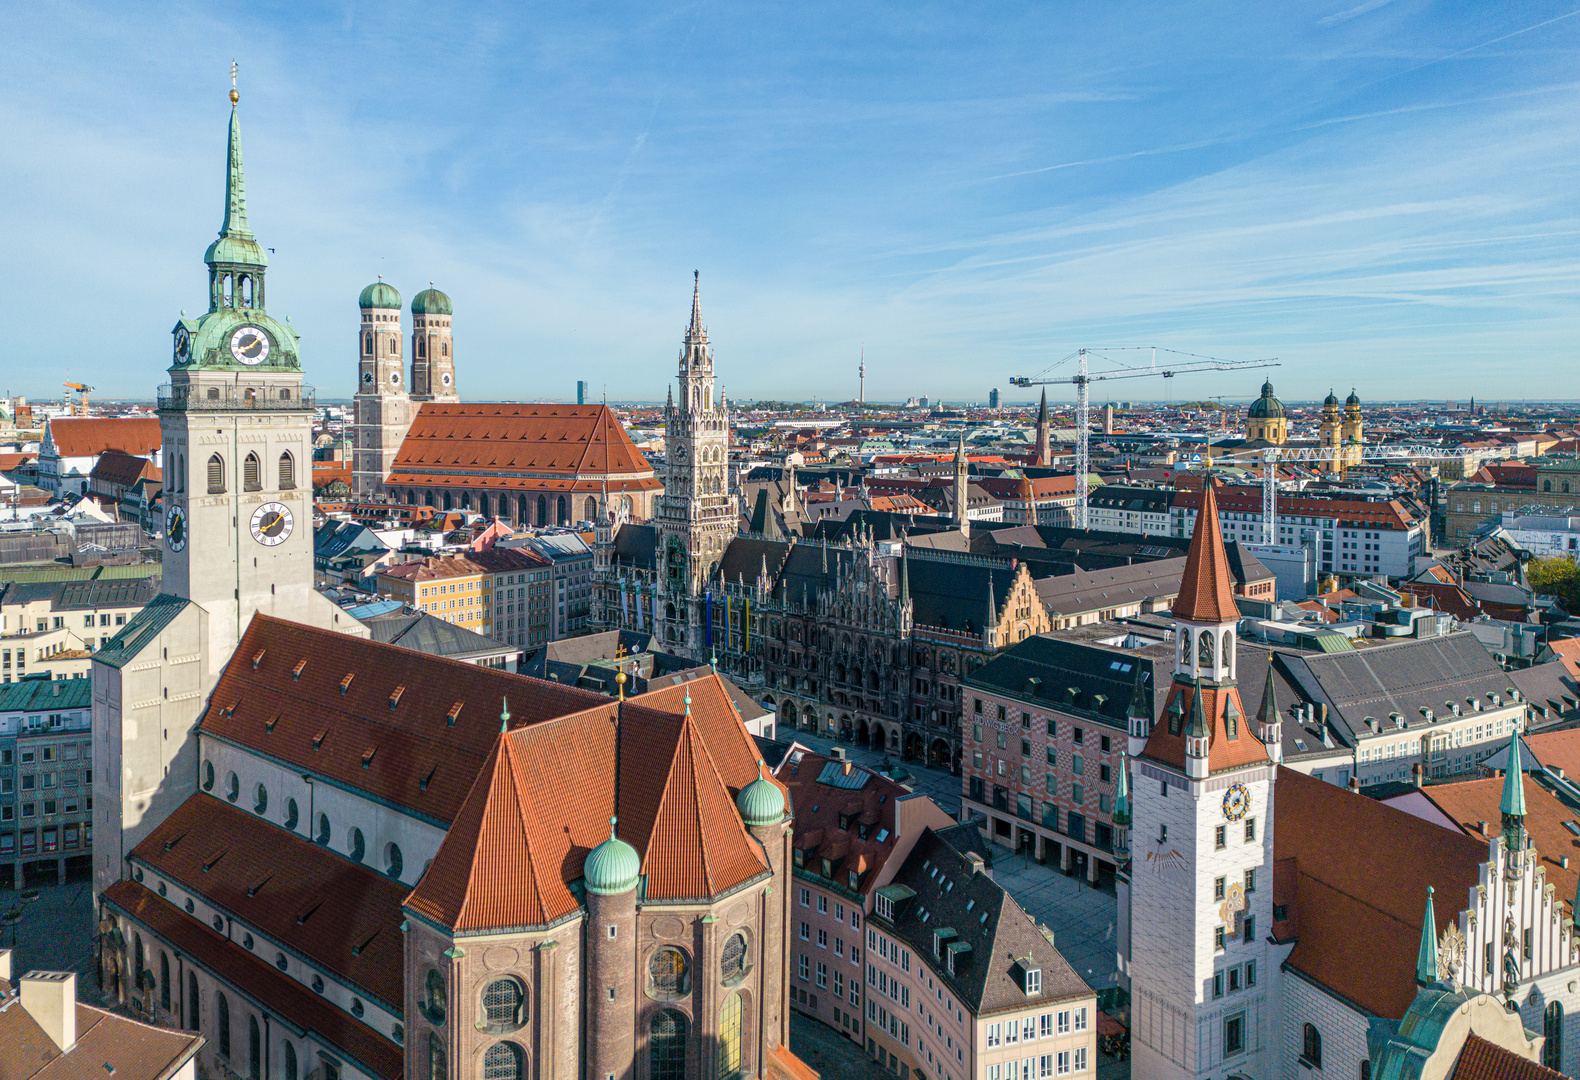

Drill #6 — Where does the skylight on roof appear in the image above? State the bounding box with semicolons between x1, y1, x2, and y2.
966;899;975;911
876;829;890;843
1294;739;1308;751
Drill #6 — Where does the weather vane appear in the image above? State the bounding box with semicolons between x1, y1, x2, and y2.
229;61;239;105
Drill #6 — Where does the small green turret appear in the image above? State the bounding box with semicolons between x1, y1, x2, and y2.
1416;886;1439;985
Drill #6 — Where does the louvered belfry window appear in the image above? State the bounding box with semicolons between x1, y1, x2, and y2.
243;453;261;492
279;451;295;490
208;454;225;494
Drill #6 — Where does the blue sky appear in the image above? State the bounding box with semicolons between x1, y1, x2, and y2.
2;2;1577;404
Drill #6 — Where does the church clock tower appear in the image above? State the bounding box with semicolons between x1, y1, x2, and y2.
653;273;736;656
159;76;327;663
352;278;410;497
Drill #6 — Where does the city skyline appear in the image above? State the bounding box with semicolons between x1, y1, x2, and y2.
3;2;1577;401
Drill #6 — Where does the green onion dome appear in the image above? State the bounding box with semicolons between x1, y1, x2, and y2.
411;287;453;316
737;762;786;827
584;817;641;895
1325;390;1340;407
1346;389;1360;407
358;280;402;310
1247;380;1286;420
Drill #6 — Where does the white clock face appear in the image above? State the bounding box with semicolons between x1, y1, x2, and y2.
174;327;192;364
361;370;374;385
440;372;452;387
389;371;400;385
230;325;271;366
250;502;293;546
165;505;187;552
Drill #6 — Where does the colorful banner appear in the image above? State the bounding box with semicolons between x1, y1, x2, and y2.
636;586;645;631
620;578;630;626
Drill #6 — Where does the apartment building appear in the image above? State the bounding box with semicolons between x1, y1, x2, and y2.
2;627;94;684
867;828;1097;1080
517;532;596;639
467;546;554;650
1172;486;1426;579
376;554;490;634
776;747;954;1049
1085;485;1173;537
0;677;93;887
1;577;159;649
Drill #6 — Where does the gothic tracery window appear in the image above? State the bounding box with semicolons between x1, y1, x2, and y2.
1197;630;1214;668
648;947;690;1000
650;1009;689;1080
481;978;525;1032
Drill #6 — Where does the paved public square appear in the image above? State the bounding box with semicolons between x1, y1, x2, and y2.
0;875;99;996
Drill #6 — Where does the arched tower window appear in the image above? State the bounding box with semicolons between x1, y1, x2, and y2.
160;951;170;1010
482;1043;523;1080
364;332;373;356
417;337;426;359
422;969;447;1025
441;341;448;357
187;971;199;1030
536;494;547;525
650;1010;689;1080
1197;630;1214;669
348;827;365;863
1545;1002;1564;1070
278;451;295;490
722;932;749;983
134;933;145;990
207;454;226;494
243;453;261;492
648;948;690;999
719;992;743;1079
428;1032;447;1080
218;992;231;1057
478;492;490;519
1303;1023;1322;1068
584;496;596;521
391;335;400;356
518;495;529;524
282;1043;297;1080
480;979;526;1033
557;495;568;525
249;1015;261;1080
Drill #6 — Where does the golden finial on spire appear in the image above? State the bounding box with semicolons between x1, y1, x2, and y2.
229;61;239;105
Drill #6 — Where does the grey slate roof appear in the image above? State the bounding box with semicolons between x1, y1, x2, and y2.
1510;661;1580;725
610;523;657;571
905;555;1017;634
53;576;159;611
360;611;510;660
876;827;1090;1015
964;633;1169;729
92;593;194;669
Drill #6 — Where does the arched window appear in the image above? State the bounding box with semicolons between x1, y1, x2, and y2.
159;951;170;1010
428;1032;447;1080
621;495;632;515
1303;1023;1322;1068
206;386;221;400
225;771;239;803
648;947;690;1000
1221;630;1234;669
208;454;226;494
316;813;330;845
218;992;231;1057
417;337;426;359
478;493;490;519
482;1043;523;1080
282;1042;297;1080
1545;480;1553;493
650;1009;689;1080
423;969;447;1025
279;451;295;490
249;1015;261;1080
284;797;299;831
481;978;525;1033
1545;1002;1564;1070
348;827;365;863
392;335;400;356
364;333;373;356
1197;630;1214;668
253;783;267;815
1360;1062;1372;1080
133;933;145;993
719;992;743;1079
443;491;454;511
557;495;568;524
243;453;261;492
722;932;749;984
441;341;448;357
585;496;597;521
537;494;547;525
187;971;199;1030
387;843;403;880
202;761;215;791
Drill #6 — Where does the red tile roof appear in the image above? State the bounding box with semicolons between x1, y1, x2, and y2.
1172;480;1239;624
1139;682;1267;775
0;976;203;1080
199;616;607;825
406;674;776;931
126;794;407;1009
387;404;661;492
102;880;401;1080
1273;768;1484;1019
46;417;161;459
1451;1034;1564;1080
774;751;910;893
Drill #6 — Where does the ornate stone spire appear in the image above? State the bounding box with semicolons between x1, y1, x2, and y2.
685;270;706;346
1416;886;1439;985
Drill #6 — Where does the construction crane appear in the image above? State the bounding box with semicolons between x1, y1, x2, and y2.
1012;348;1277;529
1251;444;1470;544
63;382;93;417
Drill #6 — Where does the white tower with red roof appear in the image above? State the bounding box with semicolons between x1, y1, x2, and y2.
1126;480;1278;1080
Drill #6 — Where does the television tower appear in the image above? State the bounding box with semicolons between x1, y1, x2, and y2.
859;348;866;404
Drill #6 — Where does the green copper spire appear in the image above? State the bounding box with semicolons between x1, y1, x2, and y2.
1502;735;1528;818
1113;752;1131;827
1416;886;1438;985
205;71;268;270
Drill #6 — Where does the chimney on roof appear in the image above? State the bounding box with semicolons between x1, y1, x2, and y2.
965;851;986;877
20;971;76;1052
1347;776;1359;792
830;747;846;762
1413;762;1424;788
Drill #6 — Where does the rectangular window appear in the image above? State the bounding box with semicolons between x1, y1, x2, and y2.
800;888;810;907
1215;825;1226;849
818;895;828;914
1224;1015;1244;1056
817;962;828;989
1057;1051;1070;1076
1245;868;1256;893
1243;916;1256;943
988;1023;1001;1048
1074;1048;1087;1073
818;928;828;949
1214;876;1225;900
1040;1013;1053;1038
799;955;809;981
801;922;809;941
1245;960;1256;987
1228;966;1241;992
1215;926;1225;951
1074;1008;1087;1032
1057;1011;1070;1035
1245;818;1256;842
1213;971;1223;998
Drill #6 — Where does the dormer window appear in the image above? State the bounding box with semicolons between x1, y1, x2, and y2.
821;858;833;878
877;894;893;920
1024;966;1041;995
793;849;804;868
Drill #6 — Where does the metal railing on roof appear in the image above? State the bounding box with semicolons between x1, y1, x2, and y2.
157;384;315;412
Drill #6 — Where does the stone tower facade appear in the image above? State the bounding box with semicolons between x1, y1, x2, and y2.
160;90;319;665
1318;390;1343;475
1126;481;1277;1080
1035;387;1051;467
410;286;458;403
1341;389;1364;471
654;274;736;651
352;279;410;498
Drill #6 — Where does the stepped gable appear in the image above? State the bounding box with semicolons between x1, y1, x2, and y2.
1171;479;1240;624
127;793;406;1009
1273;767;1483;1020
386;402;660;494
199;615;605;825
406;674;777;932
